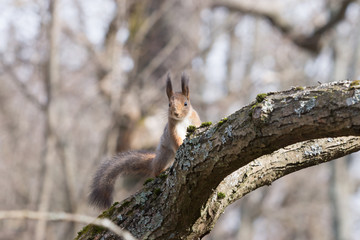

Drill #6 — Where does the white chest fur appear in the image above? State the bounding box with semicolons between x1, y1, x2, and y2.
175;117;192;141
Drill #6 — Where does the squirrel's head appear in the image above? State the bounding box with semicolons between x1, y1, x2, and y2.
166;73;191;121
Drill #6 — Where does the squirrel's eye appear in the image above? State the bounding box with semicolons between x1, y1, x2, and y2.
184;102;188;106
169;103;171;107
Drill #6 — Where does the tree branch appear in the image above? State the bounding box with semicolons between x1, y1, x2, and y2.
132;0;176;47
189;136;360;238
212;0;355;53
0;210;136;240
76;81;360;240
294;0;355;52
0;62;45;111
138;35;182;82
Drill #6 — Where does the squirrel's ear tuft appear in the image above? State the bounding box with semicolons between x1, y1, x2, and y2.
181;72;190;100
166;73;174;100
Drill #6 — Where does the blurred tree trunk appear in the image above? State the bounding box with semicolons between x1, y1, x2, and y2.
98;0;201;154
330;158;351;240
35;1;60;240
99;0;174;154
328;19;360;239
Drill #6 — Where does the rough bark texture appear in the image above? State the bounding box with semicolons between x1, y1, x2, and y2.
76;81;360;240
189;136;360;238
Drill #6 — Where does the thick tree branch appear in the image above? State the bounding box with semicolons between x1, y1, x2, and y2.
76;81;360;240
189;136;360;238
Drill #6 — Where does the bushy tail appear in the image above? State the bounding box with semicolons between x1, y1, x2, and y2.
89;150;155;209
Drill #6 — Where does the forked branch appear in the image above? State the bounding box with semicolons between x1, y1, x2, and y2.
76;81;360;240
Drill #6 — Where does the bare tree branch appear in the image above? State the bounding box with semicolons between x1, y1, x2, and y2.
212;0;355;52
62;25;103;67
138;35;182;82
0;211;136;240
133;0;176;47
294;0;355;52
0;62;45;111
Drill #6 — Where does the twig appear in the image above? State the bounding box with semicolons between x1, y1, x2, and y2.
133;0;176;46
0;62;45;111
138;35;182;81
0;210;137;240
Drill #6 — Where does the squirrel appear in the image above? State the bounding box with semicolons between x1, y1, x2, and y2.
89;73;201;209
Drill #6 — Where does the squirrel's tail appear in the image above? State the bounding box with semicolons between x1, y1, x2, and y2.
89;150;155;209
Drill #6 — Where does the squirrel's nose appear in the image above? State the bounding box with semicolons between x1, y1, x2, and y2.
174;112;179;117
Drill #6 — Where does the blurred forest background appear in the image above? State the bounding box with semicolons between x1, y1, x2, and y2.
0;0;360;239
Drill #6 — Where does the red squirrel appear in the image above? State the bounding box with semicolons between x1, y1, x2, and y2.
89;73;201;208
